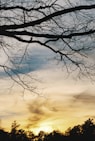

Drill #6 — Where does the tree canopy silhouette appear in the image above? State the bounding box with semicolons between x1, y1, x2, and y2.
0;118;95;141
0;0;95;90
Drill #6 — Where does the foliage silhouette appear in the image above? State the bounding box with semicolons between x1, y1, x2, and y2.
0;118;95;141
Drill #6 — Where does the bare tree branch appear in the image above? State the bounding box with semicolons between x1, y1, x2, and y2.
1;29;95;39
1;4;95;30
0;0;95;91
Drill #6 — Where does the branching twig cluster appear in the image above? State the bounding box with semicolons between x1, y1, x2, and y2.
0;0;95;91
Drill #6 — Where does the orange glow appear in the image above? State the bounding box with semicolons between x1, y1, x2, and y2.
30;122;53;134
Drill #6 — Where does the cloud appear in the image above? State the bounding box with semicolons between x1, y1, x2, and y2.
0;70;8;77
0;47;54;77
0;56;47;77
0;111;23;119
25;97;60;129
13;51;48;72
72;92;95;104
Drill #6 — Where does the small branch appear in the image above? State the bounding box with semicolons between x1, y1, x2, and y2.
1;29;95;39
0;5;52;11
1;4;95;30
0;64;38;94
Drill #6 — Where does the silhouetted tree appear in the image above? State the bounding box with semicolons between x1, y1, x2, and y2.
81;118;95;141
44;130;64;141
66;125;81;136
65;118;95;141
0;129;9;141
37;131;46;141
10;121;20;134
26;131;35;141
9;121;29;141
1;119;95;141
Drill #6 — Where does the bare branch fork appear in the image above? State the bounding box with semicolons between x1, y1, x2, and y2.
0;0;95;91
1;4;95;30
0;4;95;59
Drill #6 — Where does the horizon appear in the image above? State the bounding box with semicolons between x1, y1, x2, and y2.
1;118;95;135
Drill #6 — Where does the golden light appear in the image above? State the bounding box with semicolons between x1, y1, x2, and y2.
31;122;53;134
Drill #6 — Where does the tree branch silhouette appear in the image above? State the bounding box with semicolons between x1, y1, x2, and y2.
0;0;95;91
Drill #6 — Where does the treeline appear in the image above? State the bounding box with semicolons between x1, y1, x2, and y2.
0;118;95;141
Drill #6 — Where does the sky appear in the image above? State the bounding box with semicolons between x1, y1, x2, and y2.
0;0;95;135
0;44;95;134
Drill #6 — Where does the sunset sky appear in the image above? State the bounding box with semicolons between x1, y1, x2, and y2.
0;0;95;135
0;44;95;134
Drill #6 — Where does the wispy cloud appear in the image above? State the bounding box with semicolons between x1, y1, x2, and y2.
72;92;95;104
25;96;62;129
0;111;23;119
0;47;54;77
